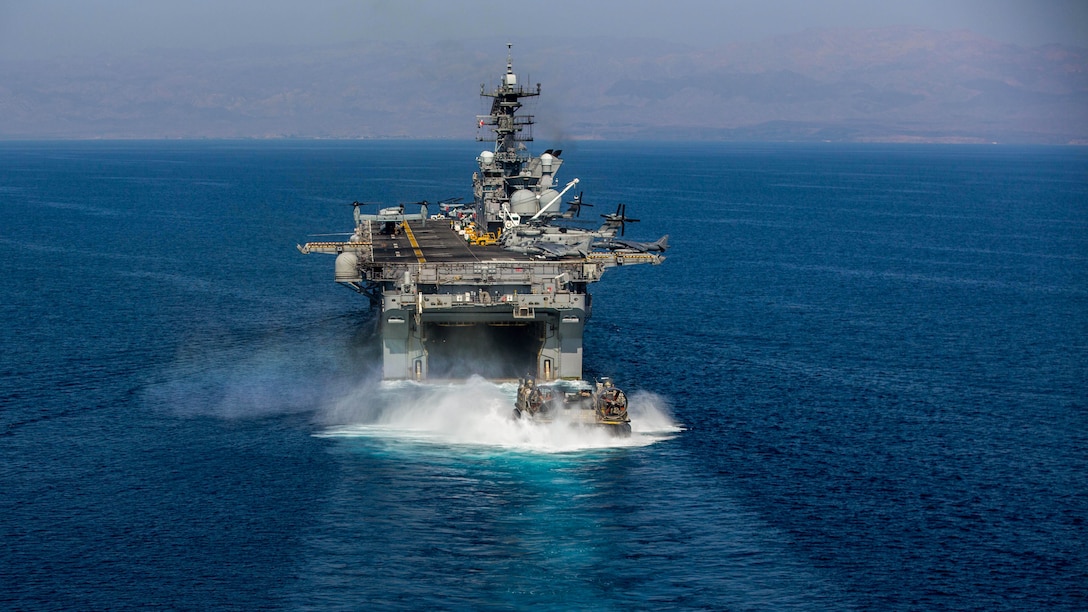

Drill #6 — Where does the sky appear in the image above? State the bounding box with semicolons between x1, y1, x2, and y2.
1;0;1086;61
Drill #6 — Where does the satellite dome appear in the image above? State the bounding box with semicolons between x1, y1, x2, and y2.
479;150;494;165
335;252;361;283
510;189;539;215
537;189;561;213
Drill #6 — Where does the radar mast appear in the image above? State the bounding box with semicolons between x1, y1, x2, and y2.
474;44;551;230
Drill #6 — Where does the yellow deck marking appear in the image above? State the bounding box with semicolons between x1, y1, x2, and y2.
401;221;427;263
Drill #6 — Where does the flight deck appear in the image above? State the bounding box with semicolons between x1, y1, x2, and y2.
373;220;526;265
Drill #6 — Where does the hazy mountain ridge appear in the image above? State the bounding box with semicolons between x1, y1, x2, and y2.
1;28;1084;143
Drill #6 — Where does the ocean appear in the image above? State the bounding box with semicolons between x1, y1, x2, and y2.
1;141;1085;610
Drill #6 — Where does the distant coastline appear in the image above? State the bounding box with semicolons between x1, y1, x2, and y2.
3;136;1088;146
2;29;1085;144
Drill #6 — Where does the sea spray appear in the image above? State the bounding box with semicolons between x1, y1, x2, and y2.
318;377;681;452
625;390;680;434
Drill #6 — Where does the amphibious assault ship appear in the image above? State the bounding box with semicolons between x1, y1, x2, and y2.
298;46;667;381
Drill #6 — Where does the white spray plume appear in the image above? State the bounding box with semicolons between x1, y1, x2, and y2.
317;377;681;453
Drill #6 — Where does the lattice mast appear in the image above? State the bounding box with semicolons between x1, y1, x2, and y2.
474;44;552;230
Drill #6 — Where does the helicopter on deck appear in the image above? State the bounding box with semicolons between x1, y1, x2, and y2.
352;201;429;234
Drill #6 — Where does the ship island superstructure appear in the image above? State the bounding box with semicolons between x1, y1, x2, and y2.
299;46;666;381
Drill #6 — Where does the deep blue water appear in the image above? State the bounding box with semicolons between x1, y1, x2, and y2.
1;141;1086;610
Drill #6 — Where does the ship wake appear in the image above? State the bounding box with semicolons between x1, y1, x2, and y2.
316;377;681;452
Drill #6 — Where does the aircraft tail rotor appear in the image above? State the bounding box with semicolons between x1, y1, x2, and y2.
566;191;593;217
602;203;640;235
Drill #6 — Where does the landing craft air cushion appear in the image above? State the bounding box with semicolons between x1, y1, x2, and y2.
298;45;667;383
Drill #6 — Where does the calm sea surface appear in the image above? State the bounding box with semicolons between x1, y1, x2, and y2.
1;141;1085;610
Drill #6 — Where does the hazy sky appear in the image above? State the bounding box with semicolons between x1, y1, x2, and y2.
1;0;1085;60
